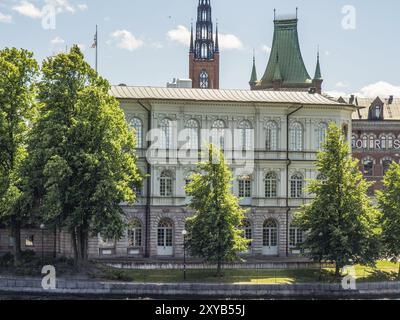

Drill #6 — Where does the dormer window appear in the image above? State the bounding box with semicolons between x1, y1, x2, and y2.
375;106;381;120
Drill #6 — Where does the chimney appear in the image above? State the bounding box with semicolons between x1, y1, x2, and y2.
389;95;394;104
349;95;355;104
308;87;317;94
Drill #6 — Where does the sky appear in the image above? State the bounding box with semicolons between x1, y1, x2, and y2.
1;0;400;97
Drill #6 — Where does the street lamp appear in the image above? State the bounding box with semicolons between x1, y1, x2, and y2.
40;224;45;265
182;230;187;281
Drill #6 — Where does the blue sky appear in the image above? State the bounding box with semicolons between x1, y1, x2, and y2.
1;0;400;97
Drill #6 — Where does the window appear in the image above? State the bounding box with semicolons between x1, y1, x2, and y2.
352;135;357;149
290;173;304;198
200;69;209;88
363;158;374;177
375;106;381;119
238;121;252;150
263;220;278;247
266;121;278;151
158;219;173;247
211;120;226;149
362;135;368;149
289;225;304;247
160;171;173;197
388;135;394;149
238;176;251;198
243;220;253;247
289;122;303;151
159;118;172;149
129;117;143;149
381;135;387;149
265;172;278;198
382;159;393;176
185;119;200;150
369;135;375;149
128;219;142;247
25;235;34;247
316;123;328;150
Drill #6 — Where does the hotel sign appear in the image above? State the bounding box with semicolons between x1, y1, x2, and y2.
353;139;400;150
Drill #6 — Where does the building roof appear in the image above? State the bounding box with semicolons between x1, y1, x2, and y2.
110;85;351;107
336;96;400;120
254;19;312;90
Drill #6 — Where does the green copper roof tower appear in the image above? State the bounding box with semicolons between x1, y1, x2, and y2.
249;51;258;87
251;11;322;92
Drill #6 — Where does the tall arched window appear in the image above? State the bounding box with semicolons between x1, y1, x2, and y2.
185;119;200;150
128;219;142;247
129;117;143;149
265;172;278;198
369;135;376;149
362;135;368;149
238;120;252;150
289;122;303;151
266;121;278;151
263;219;278;249
199;69;209;88
211;120;226;149
242;220;253;247
157;219;173;256
381;135;387;149
290;173;304;198
289;223;304;247
160;170;173;197
388;135;394;149
316;122;328;150
159;118;172;149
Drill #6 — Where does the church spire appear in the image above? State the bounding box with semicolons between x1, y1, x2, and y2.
249;50;257;86
189;22;194;53
215;22;219;52
314;49;322;80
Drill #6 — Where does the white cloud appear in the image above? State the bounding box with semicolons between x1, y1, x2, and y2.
262;45;271;54
167;25;190;46
354;81;400;98
12;0;87;18
77;4;88;11
218;33;243;50
0;12;12;23
336;81;350;88
167;25;243;50
13;1;42;19
51;36;65;44
111;30;144;51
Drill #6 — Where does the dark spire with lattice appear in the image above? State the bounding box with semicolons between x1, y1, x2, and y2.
215;22;219;52
194;0;215;59
189;22;194;53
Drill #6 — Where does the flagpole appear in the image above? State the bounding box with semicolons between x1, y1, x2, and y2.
95;25;98;73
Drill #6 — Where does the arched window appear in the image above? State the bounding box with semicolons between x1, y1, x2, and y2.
199;69;209;88
381;135;387;149
382;158;394;176
211;120;226;149
369;135;375;149
242;220;253;247
129;117;143;149
266;121;278;151
157;219;173;255
238;120;252;150
290;173;304;198
159;118;172;149
289;223;304;247
128;219;142;247
160;170;173;197
363;158;374;177
263;219;278;248
375;106;381;119
388;135;394;149
362;135;368;149
316;122;328;150
238;176;251;198
265;172;278;198
289;122;303;151
185;119;200;150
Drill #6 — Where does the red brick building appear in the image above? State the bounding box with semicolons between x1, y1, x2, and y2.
189;0;220;89
345;95;400;194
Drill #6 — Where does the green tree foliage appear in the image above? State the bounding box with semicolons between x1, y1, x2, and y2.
0;48;38;264
377;162;400;276
295;124;380;275
22;46;141;265
185;145;249;276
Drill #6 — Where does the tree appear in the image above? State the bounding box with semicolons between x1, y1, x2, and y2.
22;46;141;265
377;162;400;277
185;145;249;277
295;123;380;276
0;48;38;264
